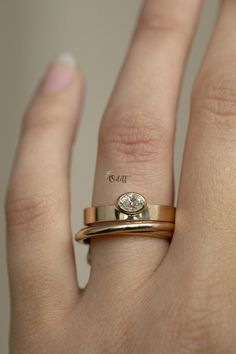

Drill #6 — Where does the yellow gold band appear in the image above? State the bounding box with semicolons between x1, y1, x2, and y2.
75;220;174;244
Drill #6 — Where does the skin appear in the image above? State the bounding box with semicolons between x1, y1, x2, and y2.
4;0;236;353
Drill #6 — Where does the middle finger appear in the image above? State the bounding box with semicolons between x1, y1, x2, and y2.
169;0;236;279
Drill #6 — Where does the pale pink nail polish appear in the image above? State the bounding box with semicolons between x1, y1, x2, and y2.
40;53;77;94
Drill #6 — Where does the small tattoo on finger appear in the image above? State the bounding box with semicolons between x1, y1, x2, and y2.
105;171;130;184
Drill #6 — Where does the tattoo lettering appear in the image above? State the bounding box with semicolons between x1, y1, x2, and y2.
105;171;129;184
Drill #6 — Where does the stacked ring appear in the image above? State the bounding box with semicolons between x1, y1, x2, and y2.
75;192;176;245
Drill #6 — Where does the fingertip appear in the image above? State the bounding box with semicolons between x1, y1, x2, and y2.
53;52;84;86
37;52;84;96
54;52;77;67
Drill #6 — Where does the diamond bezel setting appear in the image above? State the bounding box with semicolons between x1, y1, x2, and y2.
116;192;146;215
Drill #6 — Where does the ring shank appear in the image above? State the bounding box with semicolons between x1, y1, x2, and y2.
75;220;175;243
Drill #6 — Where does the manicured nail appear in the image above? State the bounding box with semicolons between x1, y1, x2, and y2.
40;52;77;94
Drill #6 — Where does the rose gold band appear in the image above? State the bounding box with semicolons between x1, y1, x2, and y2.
84;204;176;225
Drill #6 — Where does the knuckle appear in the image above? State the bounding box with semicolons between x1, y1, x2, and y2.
175;271;234;353
192;74;236;136
137;5;186;36
177;304;217;352
5;194;61;232
99;107;171;163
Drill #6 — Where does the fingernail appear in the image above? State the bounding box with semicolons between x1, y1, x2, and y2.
40;52;77;94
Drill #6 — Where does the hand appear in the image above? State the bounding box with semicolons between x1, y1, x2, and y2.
5;1;236;353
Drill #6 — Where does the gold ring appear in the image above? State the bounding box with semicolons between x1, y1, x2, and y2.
75;192;176;246
84;192;176;224
75;220;174;243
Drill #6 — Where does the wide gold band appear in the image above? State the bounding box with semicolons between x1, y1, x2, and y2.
75;220;174;244
84;204;176;225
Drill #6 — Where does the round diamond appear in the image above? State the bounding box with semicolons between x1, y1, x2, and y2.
117;192;146;214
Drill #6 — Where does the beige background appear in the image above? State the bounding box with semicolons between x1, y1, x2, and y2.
0;1;219;353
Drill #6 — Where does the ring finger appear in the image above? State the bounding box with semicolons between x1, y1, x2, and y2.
89;0;203;289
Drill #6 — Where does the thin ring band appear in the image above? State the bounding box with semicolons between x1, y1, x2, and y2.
75;221;174;243
79;230;173;244
84;204;176;224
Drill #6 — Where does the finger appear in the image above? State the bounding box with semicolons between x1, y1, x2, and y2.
5;54;83;323
171;0;236;275
88;0;203;288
